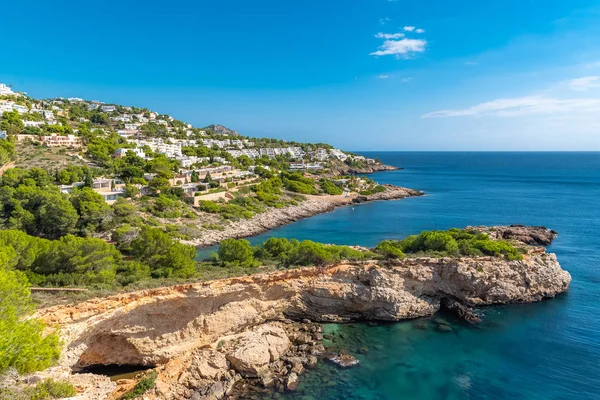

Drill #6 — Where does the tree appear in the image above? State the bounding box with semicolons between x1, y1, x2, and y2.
218;238;256;267
130;227;196;278
90;112;108;125
35;193;79;239
0;139;16;166
0;266;60;374
148;177;170;194
70;187;112;233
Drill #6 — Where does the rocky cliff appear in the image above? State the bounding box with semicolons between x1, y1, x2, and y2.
34;227;570;399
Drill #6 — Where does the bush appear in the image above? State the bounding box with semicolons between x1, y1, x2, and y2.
375;240;405;259
118;370;158;400
0;268;61;375
218;239;257;267
375;229;523;260
0;379;76;400
319;179;343;195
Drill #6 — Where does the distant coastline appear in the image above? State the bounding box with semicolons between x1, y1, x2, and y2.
186;183;424;248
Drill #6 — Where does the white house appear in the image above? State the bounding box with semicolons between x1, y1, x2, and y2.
115;148;146;159
0;84;20;96
23;121;45;128
101;105;116;112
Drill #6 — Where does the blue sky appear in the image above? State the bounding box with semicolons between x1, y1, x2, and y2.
2;0;600;150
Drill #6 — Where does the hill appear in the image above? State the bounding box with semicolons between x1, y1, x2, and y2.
202;124;238;136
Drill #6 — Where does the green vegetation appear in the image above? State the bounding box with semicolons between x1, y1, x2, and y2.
359;185;386;196
281;172;317;194
0;378;76;400
375;228;523;260
0;139;16;166
215;237;369;268
0;267;60;375
118;370;158;400
319;178;343;195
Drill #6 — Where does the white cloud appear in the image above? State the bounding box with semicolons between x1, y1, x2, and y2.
403;26;416;32
378;75;390;79
401;77;413;82
415;28;425;33
379;18;391;25
370;38;427;58
422;95;600;118
569;76;600;91
375;32;405;39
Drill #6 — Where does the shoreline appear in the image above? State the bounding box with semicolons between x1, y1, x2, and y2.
33;227;571;400
186;184;424;248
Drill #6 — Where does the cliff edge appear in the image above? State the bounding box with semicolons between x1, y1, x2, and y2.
34;226;570;399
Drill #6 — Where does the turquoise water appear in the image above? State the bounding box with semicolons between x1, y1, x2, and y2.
240;152;600;399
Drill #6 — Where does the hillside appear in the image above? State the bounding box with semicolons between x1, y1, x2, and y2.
202;124;239;136
0;84;409;294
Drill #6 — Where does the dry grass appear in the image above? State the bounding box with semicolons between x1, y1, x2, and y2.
14;142;94;171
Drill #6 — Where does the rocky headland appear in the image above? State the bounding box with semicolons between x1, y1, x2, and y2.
188;184;423;248
31;226;570;399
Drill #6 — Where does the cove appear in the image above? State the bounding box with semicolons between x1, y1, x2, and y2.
201;152;600;399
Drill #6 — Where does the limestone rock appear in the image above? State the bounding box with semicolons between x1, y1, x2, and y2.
224;325;291;377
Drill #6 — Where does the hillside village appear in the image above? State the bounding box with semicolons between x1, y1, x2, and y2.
0;83;393;243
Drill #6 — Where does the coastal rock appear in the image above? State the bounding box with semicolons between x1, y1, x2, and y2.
223;325;291;377
441;298;481;323
466;225;558;246
328;353;360;368
35;226;571;399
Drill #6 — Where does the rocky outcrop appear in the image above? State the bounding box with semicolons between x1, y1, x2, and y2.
467;225;558;246
35;227;570;399
187;185;423;248
328;162;400;176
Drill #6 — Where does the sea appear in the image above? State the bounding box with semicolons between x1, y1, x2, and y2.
205;152;600;400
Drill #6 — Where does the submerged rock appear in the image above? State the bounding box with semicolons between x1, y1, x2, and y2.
441;298;482;323
328;353;360;368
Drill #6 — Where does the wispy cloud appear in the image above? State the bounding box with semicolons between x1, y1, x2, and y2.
401;77;413;83
422;95;600;118
378;74;390;79
375;32;405;39
379;17;391;25
415;28;425;33
584;61;600;68
370;38;427;58
403;26;416;32
569;76;600;91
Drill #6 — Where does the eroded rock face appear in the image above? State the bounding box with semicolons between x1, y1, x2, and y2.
222;325;291;377
34;227;571;399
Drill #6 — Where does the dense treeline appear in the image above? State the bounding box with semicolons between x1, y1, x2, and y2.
375;228;524;260
211;228;524;268
213;237;372;268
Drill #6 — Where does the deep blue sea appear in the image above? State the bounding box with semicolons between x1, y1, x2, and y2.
212;152;600;399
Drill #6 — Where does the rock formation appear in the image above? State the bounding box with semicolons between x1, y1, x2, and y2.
35;226;570;399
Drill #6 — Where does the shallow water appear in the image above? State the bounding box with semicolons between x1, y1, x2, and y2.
237;152;600;399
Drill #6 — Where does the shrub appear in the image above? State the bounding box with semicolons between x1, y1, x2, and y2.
319;179;343;195
376;229;523;260
218;239;257;267
118;370;158;400
375;240;405;259
0;268;61;374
